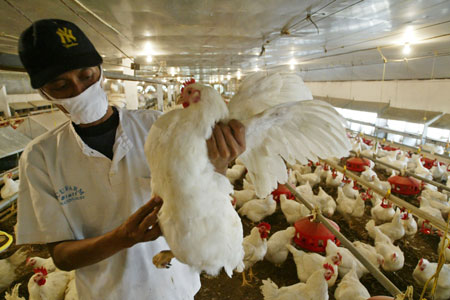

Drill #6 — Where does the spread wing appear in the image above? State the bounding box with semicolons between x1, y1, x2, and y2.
230;72;350;198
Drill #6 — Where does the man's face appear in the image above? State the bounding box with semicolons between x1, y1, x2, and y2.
41;66;101;99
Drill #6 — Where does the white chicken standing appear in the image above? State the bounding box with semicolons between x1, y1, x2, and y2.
241;222;271;285
400;211;418;236
286;244;341;287
438;235;450;263
373;227;404;272
280;194;310;224
0;248;27;290
313;187;336;217
238;195;277;222
353;241;384;269
233;189;256;208
325;239;366;278
334;267;371;300
145;72;350;275
366;208;405;242
370;197;395;224
264;227;296;266
413;258;450;300
1;173;19;199
260;265;334;300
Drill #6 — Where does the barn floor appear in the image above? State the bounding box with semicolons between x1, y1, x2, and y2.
0;166;446;300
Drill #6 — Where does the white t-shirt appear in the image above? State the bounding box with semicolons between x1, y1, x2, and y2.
16;108;201;300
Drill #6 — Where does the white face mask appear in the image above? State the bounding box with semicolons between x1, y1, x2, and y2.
39;70;108;125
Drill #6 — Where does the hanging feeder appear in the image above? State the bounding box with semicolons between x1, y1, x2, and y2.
346;157;371;172
387;175;421;195
362;137;373;146
271;183;295;203
293;215;340;253
382;145;399;151
420;157;436;169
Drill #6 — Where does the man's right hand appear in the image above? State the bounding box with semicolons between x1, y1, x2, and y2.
114;196;163;248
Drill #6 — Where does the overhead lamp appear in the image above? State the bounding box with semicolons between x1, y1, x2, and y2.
403;43;411;55
237;70;241;80
118;79;122;83
227;74;231;80
170;67;176;76
177;76;181;82
220;75;224;81
289;58;296;70
254;66;259;72
146;55;153;63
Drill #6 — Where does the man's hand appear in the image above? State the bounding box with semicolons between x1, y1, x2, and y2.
207;119;246;175
114;196;163;248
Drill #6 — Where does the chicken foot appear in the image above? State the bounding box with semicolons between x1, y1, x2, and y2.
153;250;175;269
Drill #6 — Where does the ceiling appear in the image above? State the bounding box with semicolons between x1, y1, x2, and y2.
0;0;450;81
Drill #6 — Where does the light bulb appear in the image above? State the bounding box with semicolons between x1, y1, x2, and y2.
146;55;153;63
403;43;411;55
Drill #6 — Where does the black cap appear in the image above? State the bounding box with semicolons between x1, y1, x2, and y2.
18;19;103;89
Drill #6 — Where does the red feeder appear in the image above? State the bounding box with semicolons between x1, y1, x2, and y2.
388;175;421;195
271;183;295;203
382;145;399;151
346;157;371;172
293;216;340;253
362;137;373;146
420;157;435;169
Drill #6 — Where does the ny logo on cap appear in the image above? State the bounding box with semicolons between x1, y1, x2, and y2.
56;27;79;48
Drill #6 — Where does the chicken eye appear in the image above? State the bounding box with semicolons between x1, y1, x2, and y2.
188;90;192;94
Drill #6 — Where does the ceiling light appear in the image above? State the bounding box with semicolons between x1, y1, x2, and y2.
177;76;181;82
170;67;176;76
403;43;411;55
254;66;259;72
146;55;153;63
227;74;231;80
237;70;241;80
118;79;122;83
289;58;296;70
220;75;224;81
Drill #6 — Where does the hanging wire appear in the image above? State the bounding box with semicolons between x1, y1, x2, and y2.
58;0;134;61
3;0;33;23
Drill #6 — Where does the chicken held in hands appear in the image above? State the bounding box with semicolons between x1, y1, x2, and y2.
145;72;350;276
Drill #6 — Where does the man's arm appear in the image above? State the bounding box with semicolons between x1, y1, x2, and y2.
47;196;162;271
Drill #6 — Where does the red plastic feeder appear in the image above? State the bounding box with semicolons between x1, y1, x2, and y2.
420;157;435;169
362;137;373;146
388;175;421;195
346;157;371;172
271;183;295;203
382;145;399;151
293;216;340;253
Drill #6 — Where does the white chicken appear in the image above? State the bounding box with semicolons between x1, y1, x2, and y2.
400;211;418;236
438;235;450;263
295;172;320;187
313;187;336;217
226;164;246;184
373;227;404;272
292;163;312;175
264;227;296;266
295;181;314;199
241;223;271;285
28;267;71;300
1;173;19;199
342;180;359;199
353;241;384;269
4;283;25;300
286;243;341;287
287;169;298;186
233;189;256;208
336;187;365;218
417;196;446;232
145;72;350;276
238;195;277;222
0;248;27;290
26;256;58;273
280;194;310;224
334;267;371;300
431;162;447;181
325;239;366;278
325;170;344;187
413;157;433;180
413;258;450;300
243;178;255;190
260;265;334;300
372;177;391;193
366;208;405;241
370;197;395;224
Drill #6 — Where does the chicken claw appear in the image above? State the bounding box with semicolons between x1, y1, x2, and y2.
153;250;175;269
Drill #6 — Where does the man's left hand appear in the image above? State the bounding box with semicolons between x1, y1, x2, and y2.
206;119;246;175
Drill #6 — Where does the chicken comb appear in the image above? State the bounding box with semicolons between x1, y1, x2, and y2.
181;78;195;93
33;266;48;276
257;222;271;231
323;263;334;272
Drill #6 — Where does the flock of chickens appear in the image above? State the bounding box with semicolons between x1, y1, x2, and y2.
224;135;450;300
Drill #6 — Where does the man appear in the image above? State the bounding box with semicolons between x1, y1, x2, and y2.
16;19;245;300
